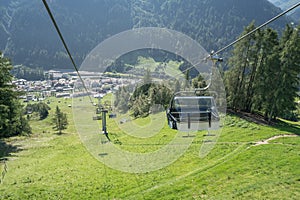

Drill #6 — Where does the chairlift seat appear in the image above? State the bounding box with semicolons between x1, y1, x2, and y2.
167;96;219;130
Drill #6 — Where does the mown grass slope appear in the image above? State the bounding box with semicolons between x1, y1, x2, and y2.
0;97;299;199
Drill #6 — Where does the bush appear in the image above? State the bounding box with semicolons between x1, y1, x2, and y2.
26;102;51;120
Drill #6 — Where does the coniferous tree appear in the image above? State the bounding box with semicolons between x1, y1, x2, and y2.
252;28;280;121
143;69;152;84
192;74;207;89
184;70;190;89
52;106;68;134
26;102;51;120
243;29;264;112
114;86;130;113
0;52;31;137
225;22;256;111
226;22;300;122
276;24;300;120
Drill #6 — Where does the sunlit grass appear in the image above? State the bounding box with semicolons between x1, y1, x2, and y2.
0;96;299;199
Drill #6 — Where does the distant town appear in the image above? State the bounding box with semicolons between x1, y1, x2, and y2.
13;70;136;103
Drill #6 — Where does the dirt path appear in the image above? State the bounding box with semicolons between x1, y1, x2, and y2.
252;134;298;146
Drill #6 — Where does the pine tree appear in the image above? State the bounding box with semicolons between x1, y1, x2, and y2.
52;106;68;134
192;74;207;89
115;86;130;113
184;70;190;89
225;22;256;111
275;24;300;120
0;52;31;137
243;29;264;112
255;28;280;121
226;22;300;122
26;102;51;120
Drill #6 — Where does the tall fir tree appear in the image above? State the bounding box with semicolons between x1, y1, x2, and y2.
226;22;300;122
243;29;264;112
52;106;68;134
184;70;190;89
252;28;280;121
225;22;256;111
0;52;31;137
276;24;300;120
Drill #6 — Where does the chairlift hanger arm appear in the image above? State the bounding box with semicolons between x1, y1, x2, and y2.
193;52;223;92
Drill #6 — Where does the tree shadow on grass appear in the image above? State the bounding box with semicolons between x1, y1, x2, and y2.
274;120;300;136
227;110;300;136
54;131;66;136
0;140;23;161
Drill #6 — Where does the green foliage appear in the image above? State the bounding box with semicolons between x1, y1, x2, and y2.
0;98;299;199
252;28;280;121
114;86;130;113
174;79;181;93
114;70;173;118
225;23;300;122
143;69;152;84
11;65;45;81
52;106;68;134
1;0;289;69
225;22;257;111
25;102;51;120
0;52;31;138
184;70;190;89
275;24;300;120
192;73;207;89
130;83;172;118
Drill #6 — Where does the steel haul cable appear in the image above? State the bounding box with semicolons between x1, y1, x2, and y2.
42;0;94;105
178;2;300;76
42;0;300;100
41;0;299;184
42;1;111;198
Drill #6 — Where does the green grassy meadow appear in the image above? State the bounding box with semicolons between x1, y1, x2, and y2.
0;97;299;199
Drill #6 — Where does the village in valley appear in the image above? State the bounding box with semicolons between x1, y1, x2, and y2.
12;69;134;104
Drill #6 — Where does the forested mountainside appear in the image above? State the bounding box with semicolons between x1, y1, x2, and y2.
267;0;300;21
0;0;293;69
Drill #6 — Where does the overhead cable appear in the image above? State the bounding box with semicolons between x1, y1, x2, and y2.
42;0;94;105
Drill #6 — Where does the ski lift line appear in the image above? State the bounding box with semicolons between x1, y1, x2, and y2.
98;128;111;198
178;2;300;77
42;0;94;105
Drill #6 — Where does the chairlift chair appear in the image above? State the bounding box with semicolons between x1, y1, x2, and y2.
166;52;222;131
166;94;219;131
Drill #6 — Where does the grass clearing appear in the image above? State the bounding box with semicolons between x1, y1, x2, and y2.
131;56;183;78
0;97;299;199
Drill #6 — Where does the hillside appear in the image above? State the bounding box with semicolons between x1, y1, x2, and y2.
0;0;292;69
0;96;299;199
267;0;300;21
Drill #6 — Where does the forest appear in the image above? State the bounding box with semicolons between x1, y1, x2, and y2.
112;22;300;124
0;0;291;69
0;2;299;199
225;23;300;122
1;20;300;137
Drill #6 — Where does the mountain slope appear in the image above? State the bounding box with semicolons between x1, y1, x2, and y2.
0;0;292;69
267;0;300;21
